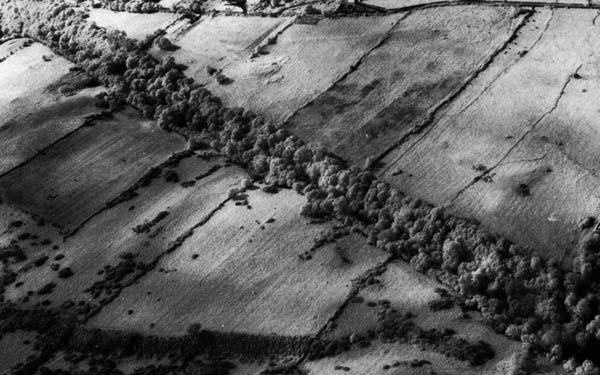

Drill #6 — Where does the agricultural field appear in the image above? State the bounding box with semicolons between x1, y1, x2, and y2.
0;40;105;175
89;189;388;336
4;1;600;375
308;260;526;375
207;15;407;124
379;8;600;257
88;8;181;40
3;154;246;308
0;331;36;374
0;108;186;231
284;5;522;163
151;15;288;85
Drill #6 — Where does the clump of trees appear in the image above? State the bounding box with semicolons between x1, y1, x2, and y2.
92;0;161;13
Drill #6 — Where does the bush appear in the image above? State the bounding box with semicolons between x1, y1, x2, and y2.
156;36;177;51
58;267;74;279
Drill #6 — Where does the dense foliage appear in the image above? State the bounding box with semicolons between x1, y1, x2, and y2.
92;0;161;13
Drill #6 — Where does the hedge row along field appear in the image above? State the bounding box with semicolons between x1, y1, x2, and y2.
1;0;600;373
91;0;206;14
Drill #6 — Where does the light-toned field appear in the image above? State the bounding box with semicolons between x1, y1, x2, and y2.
363;0;591;10
206;15;406;124
39;351;171;375
88;8;180;40
310;260;522;375
302;341;521;375
0;40;105;175
379;9;600;257
325;261;455;341
284;6;520;164
0;108;186;232
88;189;388;336
4;155;246;307
152;15;289;85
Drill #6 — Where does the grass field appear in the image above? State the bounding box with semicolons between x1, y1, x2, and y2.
379;9;599;257
310;260;523;375
0;108;186;232
4;155;246;308
207;15;406;124
0;40;105;175
284;6;520;164
88;9;180;40
88;189;387;336
0;331;36;375
152;15;287;85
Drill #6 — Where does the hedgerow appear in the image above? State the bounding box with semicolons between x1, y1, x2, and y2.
1;1;600;373
92;0;161;14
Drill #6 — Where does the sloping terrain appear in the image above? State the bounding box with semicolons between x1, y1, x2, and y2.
285;6;522;164
89;190;387;336
379;8;600;257
0;331;36;374
4;154;246;308
3;1;600;375
0;40;105;175
207;15;408;124
88;8;181;40
308;260;521;375
152;15;288;85
0;108;186;231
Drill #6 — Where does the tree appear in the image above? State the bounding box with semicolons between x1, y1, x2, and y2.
225;0;247;14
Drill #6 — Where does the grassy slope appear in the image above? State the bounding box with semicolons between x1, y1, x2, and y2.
0;108;186;231
89;189;387;336
4;155;246;308
207;15;406;124
284;6;519;164
380;9;600;258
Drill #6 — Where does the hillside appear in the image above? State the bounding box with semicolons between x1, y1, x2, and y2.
1;1;600;375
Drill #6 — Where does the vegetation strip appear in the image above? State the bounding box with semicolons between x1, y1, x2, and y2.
3;1;600;374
